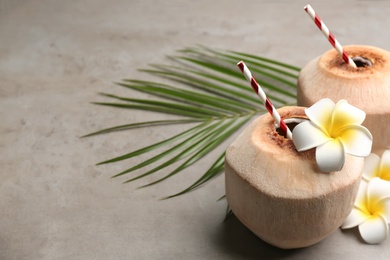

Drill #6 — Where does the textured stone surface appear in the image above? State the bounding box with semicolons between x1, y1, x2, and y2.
1;0;390;259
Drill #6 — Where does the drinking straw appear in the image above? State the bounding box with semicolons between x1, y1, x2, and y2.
304;4;357;68
237;61;292;139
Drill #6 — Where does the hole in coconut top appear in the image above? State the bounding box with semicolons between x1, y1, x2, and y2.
352;56;372;67
276;118;308;138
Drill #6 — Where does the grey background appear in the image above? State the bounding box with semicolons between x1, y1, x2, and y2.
1;0;390;259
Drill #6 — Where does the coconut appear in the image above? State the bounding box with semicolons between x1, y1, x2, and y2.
297;45;390;150
224;106;363;249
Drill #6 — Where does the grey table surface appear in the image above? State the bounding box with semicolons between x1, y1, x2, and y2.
1;0;390;259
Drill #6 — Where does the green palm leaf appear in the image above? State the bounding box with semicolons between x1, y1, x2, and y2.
86;46;299;198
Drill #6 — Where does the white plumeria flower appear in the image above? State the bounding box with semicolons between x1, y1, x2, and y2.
292;98;372;172
341;177;390;244
362;150;390;182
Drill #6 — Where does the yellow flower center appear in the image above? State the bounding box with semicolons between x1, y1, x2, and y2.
367;195;385;217
380;164;390;181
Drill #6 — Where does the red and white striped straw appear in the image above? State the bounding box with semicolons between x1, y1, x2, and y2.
237;61;292;139
304;4;357;68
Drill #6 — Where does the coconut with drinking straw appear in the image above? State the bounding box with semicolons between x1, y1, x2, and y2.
225;61;372;248
299;5;390;151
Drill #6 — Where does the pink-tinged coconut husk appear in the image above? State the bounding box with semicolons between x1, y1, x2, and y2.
225;106;363;249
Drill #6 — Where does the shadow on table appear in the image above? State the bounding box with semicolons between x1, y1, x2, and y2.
214;214;307;259
214;212;369;259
